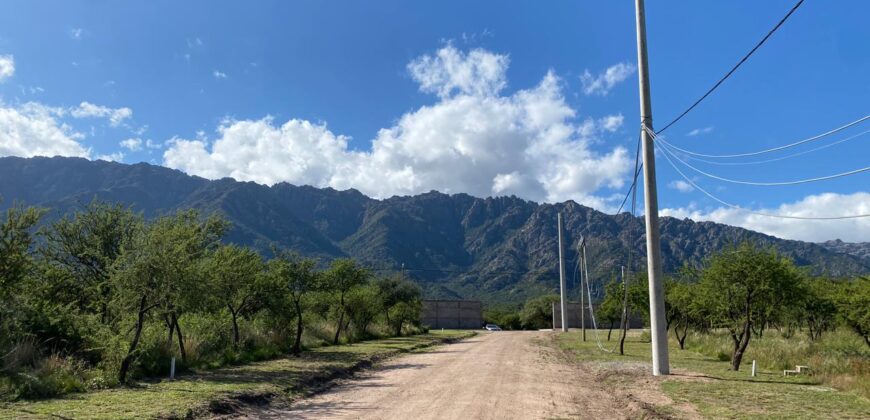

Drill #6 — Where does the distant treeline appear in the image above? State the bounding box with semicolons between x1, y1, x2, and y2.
0;200;423;400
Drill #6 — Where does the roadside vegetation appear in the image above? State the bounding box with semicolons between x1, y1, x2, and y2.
549;242;870;417
554;330;870;419
0;200;426;402
0;330;473;419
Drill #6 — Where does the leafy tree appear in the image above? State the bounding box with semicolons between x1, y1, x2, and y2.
345;284;383;338
665;280;697;350
375;275;422;335
264;250;321;355
206;244;265;349
323;259;370;344
519;294;559;330
0;202;44;345
0;203;44;304
40;200;141;324
597;276;623;341
112;210;226;382
837;276;870;347
697;242;802;371
800;277;838;341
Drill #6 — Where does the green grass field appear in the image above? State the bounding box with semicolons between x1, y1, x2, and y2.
0;330;474;420
553;330;870;419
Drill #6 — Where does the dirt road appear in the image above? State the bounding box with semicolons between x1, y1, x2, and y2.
255;331;659;419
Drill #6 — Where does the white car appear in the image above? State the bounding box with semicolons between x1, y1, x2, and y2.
484;324;502;331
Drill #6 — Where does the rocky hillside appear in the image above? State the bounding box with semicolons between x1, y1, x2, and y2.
2;156;867;303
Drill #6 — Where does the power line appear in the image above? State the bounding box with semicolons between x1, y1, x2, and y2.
656;0;806;135
651;130;870;186
668;128;870;166
655;132;870;220
661;115;870;158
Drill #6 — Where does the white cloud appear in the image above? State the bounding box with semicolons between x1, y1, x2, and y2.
662;192;870;242
668;180;694;193
69;102;132;126
145;139;162;149
687;126;713;136
70;28;84;40
120;138;142;151
213;70;227;80
164;45;631;207
96;151;124;162
408;45;508;99
0;55;14;82
598;114;624;132
580;62;636;96
0;102;90;158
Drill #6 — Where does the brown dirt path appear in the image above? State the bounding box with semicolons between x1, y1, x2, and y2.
249;331;666;420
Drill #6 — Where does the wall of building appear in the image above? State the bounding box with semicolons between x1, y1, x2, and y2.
422;300;483;329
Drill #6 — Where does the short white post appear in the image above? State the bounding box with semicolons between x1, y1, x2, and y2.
170;357;176;380
751;360;756;377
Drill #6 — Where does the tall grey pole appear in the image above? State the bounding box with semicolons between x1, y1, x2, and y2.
582;241;590;341
557;213;569;332
634;0;670;376
579;241;586;341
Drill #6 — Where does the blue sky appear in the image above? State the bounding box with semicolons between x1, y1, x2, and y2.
0;1;868;242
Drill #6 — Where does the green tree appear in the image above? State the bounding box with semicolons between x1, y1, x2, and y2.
836;276;870;347
374;275;422;336
323;259;370;344
597;276;623;341
800;277;839;341
206;244;265;349
0;202;44;345
264;250;321;355
698;242;802;371
519;294;559;330
112;210;226;382
40;200;141;324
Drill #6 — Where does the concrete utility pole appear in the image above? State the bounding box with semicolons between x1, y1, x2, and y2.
581;239;590;341
634;0;670;375
578;240;586;341
557;213;568;332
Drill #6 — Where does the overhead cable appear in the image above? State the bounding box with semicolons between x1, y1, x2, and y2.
656;0;806;135
662;115;869;158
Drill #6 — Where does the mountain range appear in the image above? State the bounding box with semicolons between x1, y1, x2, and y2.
2;156;868;304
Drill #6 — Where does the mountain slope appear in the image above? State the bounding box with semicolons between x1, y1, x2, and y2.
2;156;867;303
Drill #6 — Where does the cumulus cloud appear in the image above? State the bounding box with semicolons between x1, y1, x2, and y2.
598;114;624;132
70;102;133;126
0;55;14;82
0;102;90;158
213;70;227;80
580;62;636;96
96;151;124;162
661;192;870;242
408;45;508;99
120;138;142;151
70;28;84;40
668;180;694;193
687;126;713;136
164;45;631;207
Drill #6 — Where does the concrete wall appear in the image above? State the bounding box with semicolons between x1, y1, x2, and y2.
422;300;483;329
552;302;644;329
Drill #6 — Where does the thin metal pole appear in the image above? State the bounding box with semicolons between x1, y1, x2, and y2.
635;0;670;376
558;213;569;332
579;242;585;340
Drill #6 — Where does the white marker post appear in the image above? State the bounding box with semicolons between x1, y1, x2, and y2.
751;360;757;377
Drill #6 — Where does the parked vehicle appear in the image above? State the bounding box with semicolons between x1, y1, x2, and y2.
484;324;502;331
